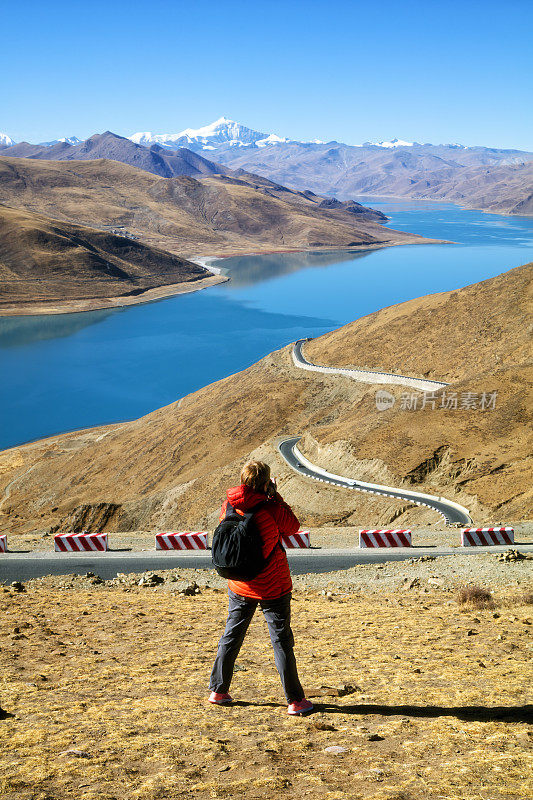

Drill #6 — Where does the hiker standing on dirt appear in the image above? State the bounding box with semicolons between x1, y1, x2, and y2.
209;460;313;715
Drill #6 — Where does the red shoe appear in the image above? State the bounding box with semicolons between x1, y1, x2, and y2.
287;698;314;715
208;691;233;705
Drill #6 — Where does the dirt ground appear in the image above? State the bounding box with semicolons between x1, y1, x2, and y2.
1;565;532;800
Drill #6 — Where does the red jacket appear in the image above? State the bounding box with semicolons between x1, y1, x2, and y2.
219;484;299;600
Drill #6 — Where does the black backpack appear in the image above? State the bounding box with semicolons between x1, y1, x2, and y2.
211;500;282;581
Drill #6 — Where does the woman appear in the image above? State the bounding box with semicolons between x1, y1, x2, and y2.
208;460;313;715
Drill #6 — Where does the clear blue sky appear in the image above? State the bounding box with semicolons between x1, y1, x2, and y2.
2;0;532;150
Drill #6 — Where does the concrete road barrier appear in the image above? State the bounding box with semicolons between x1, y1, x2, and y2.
281;530;311;548
54;533;108;552
155;532;208;550
461;527;514;546
0;535;7;553
359;529;412;547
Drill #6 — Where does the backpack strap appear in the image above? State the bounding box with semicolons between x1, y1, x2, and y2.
224;499;283;562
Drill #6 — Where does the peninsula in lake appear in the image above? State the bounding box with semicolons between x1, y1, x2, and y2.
0;151;435;315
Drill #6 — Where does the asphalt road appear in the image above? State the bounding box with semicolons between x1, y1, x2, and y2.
278;436;471;526
2;545;532;584
292;338;448;390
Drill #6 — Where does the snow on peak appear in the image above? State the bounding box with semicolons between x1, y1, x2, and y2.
0;132;15;147
128;118;294;151
370;138;415;148
38;135;83;146
256;132;291;147
178;117;267;146
129;131;156;145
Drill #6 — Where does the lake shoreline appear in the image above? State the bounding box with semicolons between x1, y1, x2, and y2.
0;273;228;318
350;192;533;219
0;235;444;318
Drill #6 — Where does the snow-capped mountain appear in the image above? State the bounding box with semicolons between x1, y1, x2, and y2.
39;136;83;147
129;119;470;154
0;132;15;147
129;117;292;151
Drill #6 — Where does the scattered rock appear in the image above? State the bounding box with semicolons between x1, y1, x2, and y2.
467;629;479;636
312;721;337;732
408;556;436;564
337;683;361;696
138;573;165;587
180;582;201;596
496;550;526;563
10;582;25;593
324;745;349;754
366;734;385;741
58;749;91;758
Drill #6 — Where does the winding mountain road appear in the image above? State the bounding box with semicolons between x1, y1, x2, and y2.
293;338;449;392
0;340;476;584
279;340;471;526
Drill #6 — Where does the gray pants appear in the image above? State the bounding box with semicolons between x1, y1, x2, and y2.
209;589;304;703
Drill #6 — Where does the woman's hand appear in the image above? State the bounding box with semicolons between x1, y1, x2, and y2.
266;478;277;499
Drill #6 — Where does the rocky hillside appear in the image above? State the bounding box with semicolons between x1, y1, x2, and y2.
0;205;221;311
0;262;530;538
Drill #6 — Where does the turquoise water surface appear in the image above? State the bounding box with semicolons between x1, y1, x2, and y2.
1;200;532;450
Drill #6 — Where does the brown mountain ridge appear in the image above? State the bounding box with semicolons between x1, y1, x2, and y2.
0;204;223;312
0;155;438;313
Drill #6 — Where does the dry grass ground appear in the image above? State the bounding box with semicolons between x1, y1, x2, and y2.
1;580;532;800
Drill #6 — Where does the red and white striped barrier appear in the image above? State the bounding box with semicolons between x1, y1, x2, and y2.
359;529;412;548
155;531;208;550
0;535;7;553
281;530;311;549
461;527;514;546
54;533;108;552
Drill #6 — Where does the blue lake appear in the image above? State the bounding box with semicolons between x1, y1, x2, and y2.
1;200;532;450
